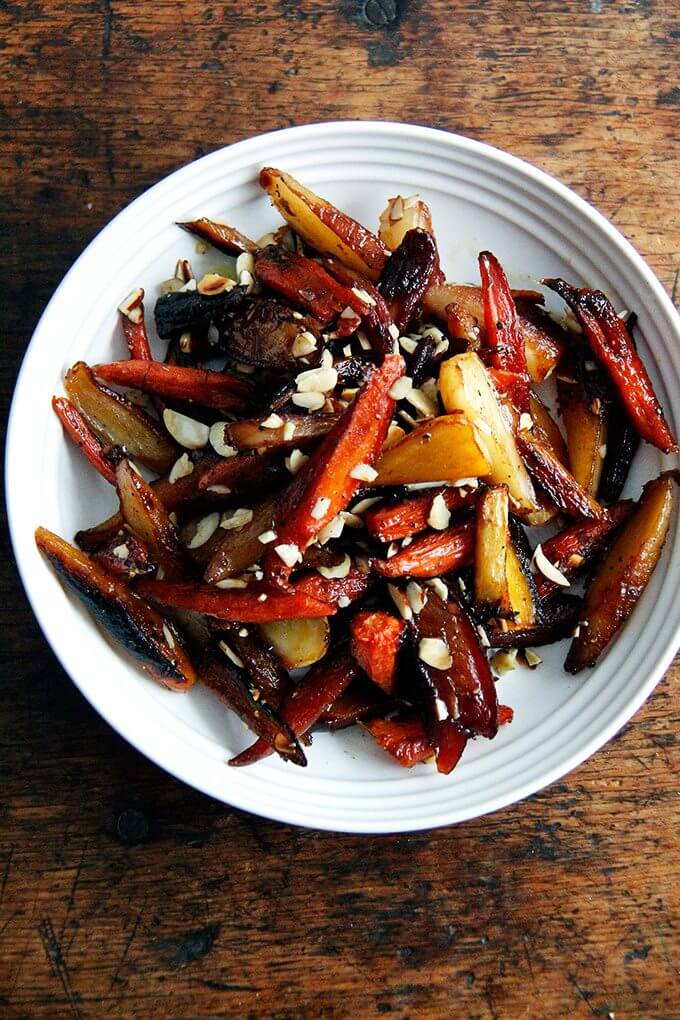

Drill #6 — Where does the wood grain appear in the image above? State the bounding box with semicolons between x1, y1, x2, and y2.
1;1;678;1017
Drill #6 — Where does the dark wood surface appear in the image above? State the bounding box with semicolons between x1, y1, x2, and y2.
2;2;678;1017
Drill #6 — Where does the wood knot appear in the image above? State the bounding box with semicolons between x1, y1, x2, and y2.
114;808;150;846
363;0;399;28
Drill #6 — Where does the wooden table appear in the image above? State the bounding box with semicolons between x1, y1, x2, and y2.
2;2;678;1016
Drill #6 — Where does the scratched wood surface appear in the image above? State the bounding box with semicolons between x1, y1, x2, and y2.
1;1;679;1017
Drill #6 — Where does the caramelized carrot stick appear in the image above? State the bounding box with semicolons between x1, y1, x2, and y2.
136;578;336;622
373;520;475;579
263;354;404;586
52;396;117;484
35;528;196;690
533;501;633;601
361;715;435;767
118;288;153;360
363;486;478;543
517;433;604;520
479;251;529;380
93;361;253;412
178;217;258;255
229;646;358;767
544;279;677;453
350;611;406;693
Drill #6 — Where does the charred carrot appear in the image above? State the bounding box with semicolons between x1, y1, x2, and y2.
263;354;405;586
379;229;441;333
517;432;604;520
487;594;581;648
135;578;336;622
292;567;372;609
92;529;155;580
363;487;478;543
65;362;176;475
253;245;373;325
544;279;676;453
565;473;678;672
115;459;187;580
598;397;640;504
479;251;529;384
229;645;358;767
322;256;394;356
320;682;389;730
259;167;389;281
218;623;292;707
52;396;117;484
35;528;196;690
199;650;304;765
93;361;254;412
372;520;475;579
533;501;633;601
178;217;258;255
411;590;499;742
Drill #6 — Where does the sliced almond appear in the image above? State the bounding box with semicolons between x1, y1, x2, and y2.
418;637;452;670
186;512;220;549
163;409;209;449
349;462;378;482
168;452;195;484
427;492;451;531
209;422;238;458
285;448;309;474
532;543;570;587
220;508;254;530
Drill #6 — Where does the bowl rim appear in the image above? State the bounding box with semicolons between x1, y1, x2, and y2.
7;119;680;832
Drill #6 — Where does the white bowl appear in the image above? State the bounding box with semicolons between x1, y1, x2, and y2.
7;122;680;833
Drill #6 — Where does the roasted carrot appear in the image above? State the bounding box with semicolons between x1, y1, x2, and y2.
361;714;435;767
52;396;117;484
136;577;336;622
320;682;389;730
363;486;478;543
65;362;176;475
517;432;604;520
118;288;153;360
379;229;441;333
197;449;285;497
533;501;633;601
292;567;373;609
478;251;529;383
229;645;359;767
544;279;676;453
372;520;475;579
598;397;640;504
217;624;292;708
263;354;404;586
94;361;253;412
115;459;186;580
225;413;340;452
253;245;373;325
411;590;499;742
474;485;510;617
487;594;581;648
565;473;677;672
199;650;304;765
350;610;406;693
259;167;388;281
203;493;280;584
35;527;196;690
92;529;155;580
178;217;258;255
